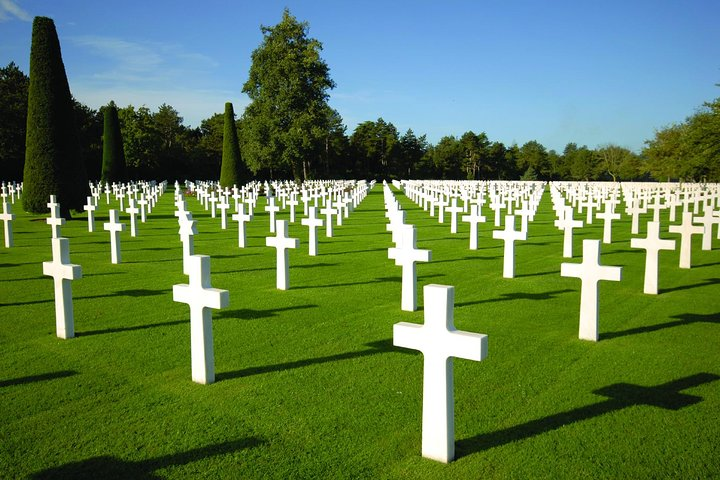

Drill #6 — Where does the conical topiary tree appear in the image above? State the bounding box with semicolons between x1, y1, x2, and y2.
219;102;244;188
101;102;126;184
23;16;88;216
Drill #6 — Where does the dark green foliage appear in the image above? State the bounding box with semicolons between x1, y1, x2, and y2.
22;16;87;215
101;102;126;184
0;62;29;181
219;102;244;187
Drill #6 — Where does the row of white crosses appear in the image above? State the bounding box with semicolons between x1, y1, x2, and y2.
1;181;22;205
384;182;488;463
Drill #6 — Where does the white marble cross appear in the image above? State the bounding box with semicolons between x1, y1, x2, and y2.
178;212;197;274
301;206;324;256
208;191;218;218
626;200;646;235
0;201;14;248
461;204;486;250
173;254;229;384
43;237;82;339
287;194;299;223
694;207;718;251
393;284;488;463
596;202;621;244
126;199;139;237
47;198;65;239
388;225;431;311
631;221;676;294
231;203;252;248
669;211;704;268
492;215;527;278
83;196;97;232
320;200;337;237
446;198;463;234
266;219;300;290
218;196;230;230
265;197;280;233
561;239;622;341
555;206;583;258
103;209;126;264
136;195;148;223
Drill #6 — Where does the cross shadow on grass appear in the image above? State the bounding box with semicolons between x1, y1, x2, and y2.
456;289;573;308
456;373;720;458
659;278;720;294
0;288;169;307
217;339;409;381
216;304;318;320
78;319;187;337
29;437;264;480
0;370;78;388
602;312;719;340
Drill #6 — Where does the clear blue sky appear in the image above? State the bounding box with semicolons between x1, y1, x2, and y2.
1;0;718;152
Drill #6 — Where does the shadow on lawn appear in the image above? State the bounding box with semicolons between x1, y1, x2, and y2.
659;277;720;294
456;289;573;308
78;319;187;337
0;288;169;308
602;312;719;340
217;339;409;381
30;437;264;480
217;304;318;320
0;370;78;388
456;373;720;458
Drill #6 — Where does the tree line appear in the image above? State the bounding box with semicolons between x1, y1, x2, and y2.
1;10;718;186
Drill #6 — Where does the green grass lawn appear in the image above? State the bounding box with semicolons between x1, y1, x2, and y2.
1;183;718;479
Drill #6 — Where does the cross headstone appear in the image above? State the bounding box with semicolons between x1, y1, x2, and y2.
83;196;97;232
446;198;463;234
47;197;65;239
266;219;300;290
178;212;197;274
287;194;299;223
301;206;324;256
461;204;486;250
492;215;527;278
388;225;431;311
217;196;230;230
320;200;337;238
173;254;229;384
42;237;82;339
126;199;139;237
561;239;622;341
137;195;148;223
231;204;252;248
669;211;704;269
208;191;218;218
103;209;126;264
555;207;583;258
596;202;621;244
265;197;280;233
0;201;14;248
393;284;488;463
631;221;676;294
694;207;718;251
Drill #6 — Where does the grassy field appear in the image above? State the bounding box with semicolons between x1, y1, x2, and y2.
1;183;718;479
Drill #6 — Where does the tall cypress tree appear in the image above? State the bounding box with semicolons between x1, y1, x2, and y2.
23;16;88;216
101;102;126;184
219;102;244;187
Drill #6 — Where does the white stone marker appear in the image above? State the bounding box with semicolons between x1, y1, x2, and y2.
287;194;299;223
265;197;280;233
178;212;197;274
461;204;486;250
47;199;65;239
43;237;82;339
231;204;252;248
83;196;96;232
446;198;463;234
596;202;620;244
0;201;14;248
393;284;488;463
555;207;583;258
669;211;704;269
217;197;230;230
301;206;324;256
631;221;676;294
266;219;300;290
173;254;229;384
492;215;527;278
694;207;718;251
320;200;337;237
103;209;126;264
388;225;431;311
137;195;148;223
126;199;139;237
561;239;622;341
